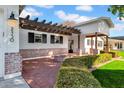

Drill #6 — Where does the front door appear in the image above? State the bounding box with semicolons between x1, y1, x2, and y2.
0;9;4;78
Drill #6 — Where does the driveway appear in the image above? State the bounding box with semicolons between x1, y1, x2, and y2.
22;58;62;88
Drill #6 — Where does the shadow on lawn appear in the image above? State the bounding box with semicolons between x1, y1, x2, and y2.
92;69;124;88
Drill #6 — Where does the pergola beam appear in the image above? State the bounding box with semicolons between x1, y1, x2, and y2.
19;17;80;35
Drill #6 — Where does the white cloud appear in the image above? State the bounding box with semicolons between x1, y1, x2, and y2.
20;7;43;18
36;5;54;9
55;10;93;23
111;23;124;31
76;5;93;12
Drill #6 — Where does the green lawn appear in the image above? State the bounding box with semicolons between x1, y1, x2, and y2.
118;51;124;58
92;60;124;88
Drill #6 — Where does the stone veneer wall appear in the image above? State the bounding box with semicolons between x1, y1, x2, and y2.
20;48;68;58
5;52;22;75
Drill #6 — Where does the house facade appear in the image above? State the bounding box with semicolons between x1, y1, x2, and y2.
0;5;114;80
74;17;114;54
109;37;124;50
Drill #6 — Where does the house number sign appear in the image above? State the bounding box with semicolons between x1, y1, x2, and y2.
10;27;14;42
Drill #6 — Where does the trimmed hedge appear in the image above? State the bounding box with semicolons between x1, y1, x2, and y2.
55;53;112;88
100;50;119;58
62;53;112;68
93;53;112;66
55;67;101;88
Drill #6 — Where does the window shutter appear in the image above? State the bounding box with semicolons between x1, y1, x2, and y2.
51;35;55;44
28;32;34;43
42;34;47;43
60;36;63;44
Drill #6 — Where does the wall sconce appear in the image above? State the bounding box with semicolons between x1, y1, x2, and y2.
8;12;18;42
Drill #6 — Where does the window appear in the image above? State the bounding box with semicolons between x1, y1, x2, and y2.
51;35;55;43
91;39;94;46
115;43;118;47
42;34;47;43
28;32;47;43
87;39;91;46
55;36;60;43
120;42;122;49
28;32;34;43
34;34;42;43
98;41;102;47
50;35;63;44
60;36;63;44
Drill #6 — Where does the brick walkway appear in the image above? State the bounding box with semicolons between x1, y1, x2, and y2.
22;58;62;88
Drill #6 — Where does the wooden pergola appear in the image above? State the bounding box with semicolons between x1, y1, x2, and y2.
86;32;109;54
19;17;80;35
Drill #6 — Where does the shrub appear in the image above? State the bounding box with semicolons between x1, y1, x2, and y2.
55;53;112;88
110;51;119;58
63;53;112;68
93;53;112;66
55;67;101;88
100;50;119;58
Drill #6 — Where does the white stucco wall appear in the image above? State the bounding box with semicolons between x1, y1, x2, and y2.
0;5;19;53
75;20;110;36
0;8;4;77
98;20;110;35
0;6;19;78
109;39;124;50
75;22;98;35
19;29;69;49
85;37;104;54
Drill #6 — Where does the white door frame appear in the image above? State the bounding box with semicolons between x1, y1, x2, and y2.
0;8;5;78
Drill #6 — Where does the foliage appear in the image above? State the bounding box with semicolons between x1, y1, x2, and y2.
93;53;112;66
111;50;124;58
55;53;112;88
108;5;124;20
92;60;124;88
63;53;112;68
55;65;101;88
100;50;119;58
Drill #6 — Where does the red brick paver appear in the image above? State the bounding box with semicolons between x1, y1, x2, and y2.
22;58;62;88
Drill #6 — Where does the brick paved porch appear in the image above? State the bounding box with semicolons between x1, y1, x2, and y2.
22;58;62;88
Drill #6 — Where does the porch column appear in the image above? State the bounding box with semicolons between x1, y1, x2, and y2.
78;34;83;56
78;34;80;50
91;37;93;55
95;32;98;54
106;36;109;53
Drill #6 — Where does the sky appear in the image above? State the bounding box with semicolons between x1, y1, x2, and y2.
20;5;124;37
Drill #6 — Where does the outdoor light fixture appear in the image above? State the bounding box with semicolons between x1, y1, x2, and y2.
8;12;18;27
8;12;18;42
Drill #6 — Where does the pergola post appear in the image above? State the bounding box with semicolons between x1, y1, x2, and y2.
78;34;82;56
91;37;93;55
106;36;109;53
95;32;98;54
